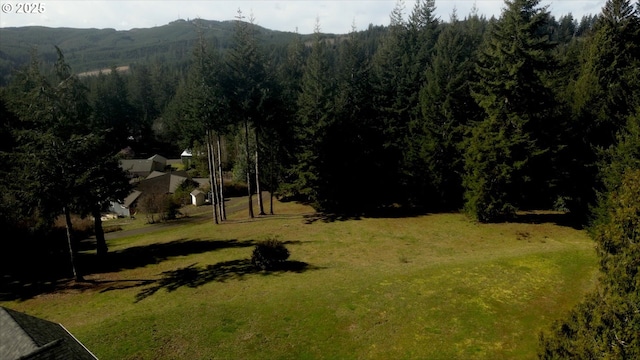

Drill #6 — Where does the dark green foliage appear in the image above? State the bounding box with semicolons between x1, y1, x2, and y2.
289;25;336;207
463;114;532;222
225;10;272;218
370;1;441;205
3;48;132;276
0;20;310;86
166;33;229;149
90;66;136;151
539;169;640;359
407;15;484;210
251;238;290;271
562;0;640;217
463;0;558;222
593;109;640;227
572;0;640;145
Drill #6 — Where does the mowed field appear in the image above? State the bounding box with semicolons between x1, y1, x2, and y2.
2;200;598;359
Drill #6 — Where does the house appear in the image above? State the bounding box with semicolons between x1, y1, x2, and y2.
109;170;191;217
109;190;141;217
190;189;205;206
0;306;98;360
119;154;168;179
141;171;189;194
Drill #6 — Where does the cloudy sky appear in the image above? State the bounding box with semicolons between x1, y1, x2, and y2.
0;1;607;34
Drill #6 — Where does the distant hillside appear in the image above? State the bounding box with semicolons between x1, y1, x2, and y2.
0;18;315;85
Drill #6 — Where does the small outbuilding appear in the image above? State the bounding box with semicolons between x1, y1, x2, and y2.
0;306;98;360
190;189;206;206
181;149;193;167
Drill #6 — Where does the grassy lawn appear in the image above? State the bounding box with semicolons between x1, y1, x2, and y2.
1;200;598;359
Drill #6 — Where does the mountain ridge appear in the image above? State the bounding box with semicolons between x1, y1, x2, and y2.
0;18;322;84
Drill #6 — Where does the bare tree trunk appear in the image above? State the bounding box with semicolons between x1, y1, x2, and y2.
269;146;276;215
255;129;266;215
93;206;107;257
206;129;219;224
245;119;254;218
63;206;83;281
217;134;226;221
270;191;274;215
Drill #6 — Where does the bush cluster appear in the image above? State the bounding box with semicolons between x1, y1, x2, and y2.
251;238;289;270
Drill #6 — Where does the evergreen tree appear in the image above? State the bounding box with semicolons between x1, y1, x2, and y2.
169;30;229;223
371;0;440;204
370;0;410;203
463;0;557;222
325;27;387;212
4;47;133;277
564;0;640;216
90;66;136;152
573;0;639;144
539;112;640;357
226;10;269;218
407;12;484;210
291;21;336;209
406;0;440;121
6;49;87;279
128;64;159;149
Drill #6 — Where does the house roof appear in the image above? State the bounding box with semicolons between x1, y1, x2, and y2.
136;172;188;195
120;155;168;177
120;159;155;174
145;170;166;179
0;306;98;360
123;190;142;208
147;154;167;165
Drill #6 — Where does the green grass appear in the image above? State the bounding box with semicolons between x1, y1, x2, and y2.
2;200;598;359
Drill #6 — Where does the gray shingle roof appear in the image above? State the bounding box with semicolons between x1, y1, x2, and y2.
0;307;98;360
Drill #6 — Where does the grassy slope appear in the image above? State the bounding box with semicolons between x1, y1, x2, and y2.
1;201;597;359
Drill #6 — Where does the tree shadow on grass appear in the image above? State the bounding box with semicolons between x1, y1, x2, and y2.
80;238;261;275
511;211;585;230
134;259;322;302
1;239;304;301
303;206;428;224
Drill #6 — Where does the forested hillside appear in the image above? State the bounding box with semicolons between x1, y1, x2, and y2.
0;18;313;85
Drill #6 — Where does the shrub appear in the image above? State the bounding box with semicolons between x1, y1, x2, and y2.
251;238;290;270
539;169;640;358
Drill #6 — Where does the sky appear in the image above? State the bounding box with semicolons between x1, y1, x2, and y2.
0;0;608;34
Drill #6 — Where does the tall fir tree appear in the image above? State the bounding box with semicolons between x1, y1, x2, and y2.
170;30;229;223
90;66;136;152
325;27;387;212
565;0;640;216
226;10;269;217
407;12;484;210
291;21;336;209
463;0;558;222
